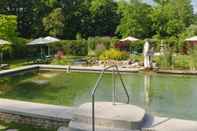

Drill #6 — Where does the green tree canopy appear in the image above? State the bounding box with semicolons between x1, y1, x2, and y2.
152;0;194;38
0;0;195;40
116;0;153;38
43;8;65;37
0;14;17;40
89;0;120;36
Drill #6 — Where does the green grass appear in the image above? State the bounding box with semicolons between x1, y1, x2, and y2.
0;121;55;131
5;58;32;68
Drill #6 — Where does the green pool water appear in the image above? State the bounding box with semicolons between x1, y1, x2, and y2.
0;71;197;121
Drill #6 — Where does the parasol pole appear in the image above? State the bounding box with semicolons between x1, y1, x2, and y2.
48;45;50;56
0;52;3;65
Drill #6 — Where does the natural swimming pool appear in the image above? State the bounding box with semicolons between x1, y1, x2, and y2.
0;70;197;121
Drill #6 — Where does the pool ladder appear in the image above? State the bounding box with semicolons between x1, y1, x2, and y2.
90;65;130;131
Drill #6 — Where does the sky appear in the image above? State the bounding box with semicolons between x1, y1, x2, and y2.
145;0;197;13
192;0;197;12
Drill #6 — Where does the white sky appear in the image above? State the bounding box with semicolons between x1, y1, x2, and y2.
145;0;197;13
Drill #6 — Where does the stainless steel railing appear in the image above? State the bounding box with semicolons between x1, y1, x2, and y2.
90;65;130;131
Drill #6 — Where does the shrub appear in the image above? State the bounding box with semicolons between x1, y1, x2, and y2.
94;43;106;56
0;37;29;60
130;54;143;62
129;40;144;54
114;41;129;51
87;37;118;56
114;40;144;54
173;55;190;69
51;55;75;65
158;49;175;69
155;43;176;69
11;37;29;58
99;49;129;60
188;47;197;70
150;37;178;52
51;40;88;56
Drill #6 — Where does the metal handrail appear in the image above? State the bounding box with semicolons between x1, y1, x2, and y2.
90;65;130;131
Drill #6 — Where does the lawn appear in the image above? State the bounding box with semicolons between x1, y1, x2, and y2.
0;121;55;131
5;58;32;69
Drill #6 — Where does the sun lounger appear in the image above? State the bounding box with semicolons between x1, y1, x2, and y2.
0;64;9;70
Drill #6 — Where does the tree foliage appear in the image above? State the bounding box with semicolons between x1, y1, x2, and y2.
152;0;193;38
43;8;65;37
116;0;153;38
0;0;195;40
89;0;120;36
0;15;17;40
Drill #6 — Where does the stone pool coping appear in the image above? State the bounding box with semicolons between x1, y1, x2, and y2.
157;69;197;75
0;65;39;77
0;99;73;129
0;99;73;122
0;64;142;77
39;64;142;73
1;64;197;77
0;99;197;131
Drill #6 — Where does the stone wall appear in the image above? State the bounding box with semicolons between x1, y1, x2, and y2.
0;112;69;129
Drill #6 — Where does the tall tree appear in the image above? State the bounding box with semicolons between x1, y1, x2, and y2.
60;0;92;39
0;0;55;38
0;14;17;40
43;8;65;37
89;0;120;37
17;0;53;38
152;0;193;38
116;0;153;38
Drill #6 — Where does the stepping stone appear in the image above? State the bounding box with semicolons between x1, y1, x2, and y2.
6;129;18;131
69;102;145;131
31;80;49;85
57;126;69;131
142;116;197;131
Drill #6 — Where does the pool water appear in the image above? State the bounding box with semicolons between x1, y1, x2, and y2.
0;71;197;121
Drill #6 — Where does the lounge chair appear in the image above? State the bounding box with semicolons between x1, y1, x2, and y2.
0;64;9;70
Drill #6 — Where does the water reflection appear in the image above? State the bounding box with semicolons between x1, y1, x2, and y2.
144;73;151;112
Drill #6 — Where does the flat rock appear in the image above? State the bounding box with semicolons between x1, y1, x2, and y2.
70;102;145;130
6;129;19;131
57;126;69;131
142;116;197;131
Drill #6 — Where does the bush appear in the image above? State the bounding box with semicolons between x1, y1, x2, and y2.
114;40;144;54
129;40;144;54
158;49;175;69
87;37;118;56
1;37;29;60
11;38;29;58
130;55;143;62
114;41;129;51
51;55;85;65
150;37;178;52
173;55;190;69
51;56;74;65
51;40;88;56
188;47;197;70
99;49;129;60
